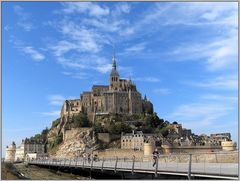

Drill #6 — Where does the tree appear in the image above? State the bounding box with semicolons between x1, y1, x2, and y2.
172;121;178;124
72;113;90;127
41;127;49;142
108;122;131;134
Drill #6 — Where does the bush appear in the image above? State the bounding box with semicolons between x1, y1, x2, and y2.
72;113;90;128
108;122;131;134
48;132;63;149
94;123;104;133
98;141;108;150
52;119;60;128
55;133;63;145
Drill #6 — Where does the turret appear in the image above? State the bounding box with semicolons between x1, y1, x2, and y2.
5;141;16;162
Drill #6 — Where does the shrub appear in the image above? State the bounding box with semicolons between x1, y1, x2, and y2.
72;113;90;128
55;133;63;145
52;119;60;128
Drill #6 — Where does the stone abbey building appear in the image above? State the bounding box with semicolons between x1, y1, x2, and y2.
60;54;153;122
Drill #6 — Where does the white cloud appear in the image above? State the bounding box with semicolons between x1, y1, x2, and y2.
62;2;109;17
82;18;128;33
60;21;103;53
4;25;11;31
22;46;45;61
50;40;78;57
62;72;89;80
13;5;35;31
96;64;112;74
55;55;112;74
185;74;238;90
133;77;160;83
168;91;237;135
201;94;238;102
171;32;238;71
115;3;131;14
35;111;61;117
125;43;146;53
47;94;78;106
153;88;171;95
169;102;235;129
47;95;66;106
50;20;112;56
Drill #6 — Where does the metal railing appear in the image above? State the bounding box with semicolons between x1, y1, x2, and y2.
28;151;238;179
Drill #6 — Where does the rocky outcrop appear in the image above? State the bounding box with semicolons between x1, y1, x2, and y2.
52;128;96;158
47;125;60;143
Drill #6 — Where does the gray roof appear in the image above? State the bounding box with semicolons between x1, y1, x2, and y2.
110;69;119;76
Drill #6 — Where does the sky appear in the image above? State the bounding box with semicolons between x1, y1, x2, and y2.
2;2;238;157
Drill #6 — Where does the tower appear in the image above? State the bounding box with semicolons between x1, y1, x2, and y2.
109;51;119;91
5;141;16;162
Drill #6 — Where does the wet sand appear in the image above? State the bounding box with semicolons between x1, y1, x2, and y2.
2;162;88;180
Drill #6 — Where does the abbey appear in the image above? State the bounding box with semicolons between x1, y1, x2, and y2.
60;54;153;121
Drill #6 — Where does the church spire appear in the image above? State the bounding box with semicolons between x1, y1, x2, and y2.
112;49;116;70
110;48;119;77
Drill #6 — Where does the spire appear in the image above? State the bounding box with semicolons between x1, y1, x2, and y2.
110;47;119;77
144;94;147;101
112;49;116;70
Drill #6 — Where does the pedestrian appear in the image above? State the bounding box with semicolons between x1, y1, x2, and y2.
83;153;87;163
87;153;91;163
152;148;159;167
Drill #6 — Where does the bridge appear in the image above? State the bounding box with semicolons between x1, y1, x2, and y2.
27;152;238;179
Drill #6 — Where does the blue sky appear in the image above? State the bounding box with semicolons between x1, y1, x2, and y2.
2;2;238;156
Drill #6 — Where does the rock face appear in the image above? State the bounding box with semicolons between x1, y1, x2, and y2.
53;128;96;158
47;127;59;143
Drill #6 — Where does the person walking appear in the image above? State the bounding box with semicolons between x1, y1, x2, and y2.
87;153;91;164
152;148;159;167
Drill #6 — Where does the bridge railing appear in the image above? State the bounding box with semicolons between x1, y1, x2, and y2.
28;151;238;178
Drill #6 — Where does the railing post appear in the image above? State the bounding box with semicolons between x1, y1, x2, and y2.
155;155;159;178
82;158;85;169
75;158;78;167
69;158;71;167
114;156;118;173
101;157;105;172
64;158;66;167
132;155;135;175
188;154;192;180
91;156;94;170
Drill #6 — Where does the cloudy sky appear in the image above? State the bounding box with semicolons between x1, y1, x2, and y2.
2;2;238;155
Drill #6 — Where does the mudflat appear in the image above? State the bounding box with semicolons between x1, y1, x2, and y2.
2;162;88;180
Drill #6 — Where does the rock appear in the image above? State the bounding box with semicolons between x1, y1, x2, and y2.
50;127;96;158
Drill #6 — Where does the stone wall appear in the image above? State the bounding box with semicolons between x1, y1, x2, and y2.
158;151;238;163
161;145;222;154
94;149;143;159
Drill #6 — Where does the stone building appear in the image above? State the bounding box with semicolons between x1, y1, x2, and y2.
121;131;155;150
210;133;231;142
8;139;45;162
5;142;16;162
60;53;153;124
